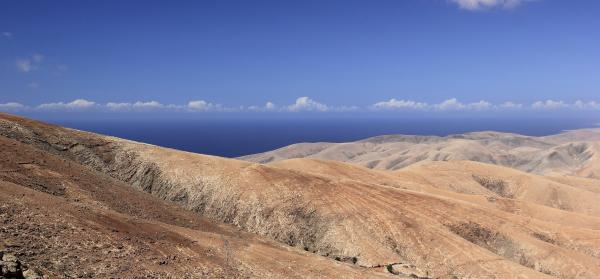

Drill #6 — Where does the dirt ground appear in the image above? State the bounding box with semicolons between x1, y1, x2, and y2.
0;135;391;278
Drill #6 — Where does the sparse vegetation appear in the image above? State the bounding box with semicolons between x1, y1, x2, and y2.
447;222;558;276
472;174;514;198
532;232;557;245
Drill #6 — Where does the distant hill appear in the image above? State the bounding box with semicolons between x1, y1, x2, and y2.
240;129;600;179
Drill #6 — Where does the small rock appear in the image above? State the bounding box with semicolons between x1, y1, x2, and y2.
0;253;23;277
2;253;18;262
389;263;430;279
23;268;43;279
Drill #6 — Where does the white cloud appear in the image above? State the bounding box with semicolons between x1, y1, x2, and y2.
37;99;96;110
132;101;163;109
13;98;600;113
132;101;183;111
530;100;600;110
500;101;523;109
0;102;26;111
2;32;12;38
248;101;278;112
434;98;466;110
106;100;227;112
450;0;535;10
573;100;600;110
106;102;132;111
265;101;275;110
531;100;568;109
370;98;496;111
187;100;217;111
332;105;360;112
287;97;329;112
67;99;95;108
106;101;221;112
467;100;493;110
15;53;44;73
433;99;496;111
371;99;428;110
16;59;34;73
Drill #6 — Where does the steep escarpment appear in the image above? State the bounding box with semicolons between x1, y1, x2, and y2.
0;114;163;193
0;120;390;278
0;115;339;262
0;115;354;268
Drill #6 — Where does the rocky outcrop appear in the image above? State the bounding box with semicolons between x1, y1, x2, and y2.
22;269;42;279
387;263;431;278
0;252;23;279
0;252;42;279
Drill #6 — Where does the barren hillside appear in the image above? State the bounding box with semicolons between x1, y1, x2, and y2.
0;124;391;278
240;129;600;178
1;113;599;278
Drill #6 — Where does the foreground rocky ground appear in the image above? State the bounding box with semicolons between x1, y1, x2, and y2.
1;112;599;278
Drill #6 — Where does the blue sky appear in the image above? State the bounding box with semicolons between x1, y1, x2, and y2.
1;0;600;116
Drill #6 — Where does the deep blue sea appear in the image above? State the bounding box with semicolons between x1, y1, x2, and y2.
51;118;598;158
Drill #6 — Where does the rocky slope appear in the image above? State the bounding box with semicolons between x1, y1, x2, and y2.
1;113;600;278
0;115;391;278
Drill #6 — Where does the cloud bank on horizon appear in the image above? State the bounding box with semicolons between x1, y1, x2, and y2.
2;97;600;114
450;0;536;10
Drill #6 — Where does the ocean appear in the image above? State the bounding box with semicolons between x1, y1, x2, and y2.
51;117;598;158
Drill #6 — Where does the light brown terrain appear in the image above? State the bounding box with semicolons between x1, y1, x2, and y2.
1;112;599;279
0;120;391;278
240;130;600;179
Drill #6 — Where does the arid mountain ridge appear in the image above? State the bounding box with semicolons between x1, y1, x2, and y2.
240;129;600;178
1;112;599;278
